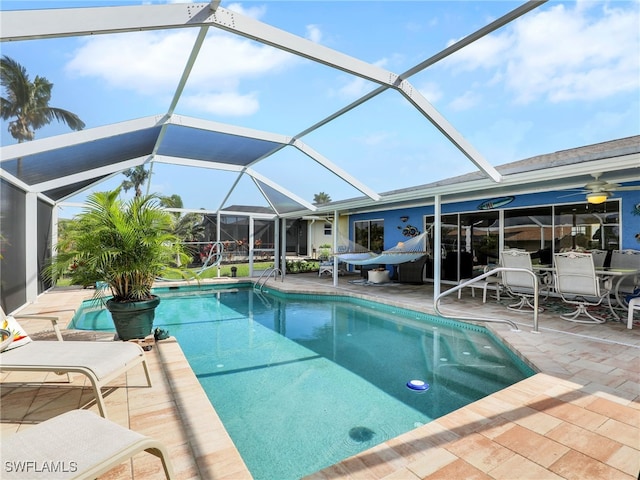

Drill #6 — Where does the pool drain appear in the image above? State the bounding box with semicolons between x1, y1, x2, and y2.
349;426;375;442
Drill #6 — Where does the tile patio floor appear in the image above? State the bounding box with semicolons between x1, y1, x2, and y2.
1;273;638;479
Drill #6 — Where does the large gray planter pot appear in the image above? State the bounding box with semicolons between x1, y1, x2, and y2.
106;296;160;341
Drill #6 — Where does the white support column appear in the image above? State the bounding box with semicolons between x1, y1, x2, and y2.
499;209;505;253
333;210;339;287
52;205;59;255
248;216;255;277
25;193;38;302
433;195;442;303
280;219;287;278
216;212;221;278
273;218;280;273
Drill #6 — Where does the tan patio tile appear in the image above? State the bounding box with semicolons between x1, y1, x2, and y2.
493;423;569;467
549;449;635;480
347;442;405;479
99;461;132;480
403;447;458;478
529;394;609;430
596;418;640;449
585;397;640;428
445;431;515;472
488;453;565;480
546;422;622;462
499;404;563;435
422;458;492;480
477;415;514;439
433;405;494;437
303;462;350;479
394;420;460;449
380;467;421;479
325;454;372;479
386;431;451;461
606;444;640;477
195;446;251;480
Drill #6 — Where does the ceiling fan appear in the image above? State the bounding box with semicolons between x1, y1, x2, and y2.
562;173;640;204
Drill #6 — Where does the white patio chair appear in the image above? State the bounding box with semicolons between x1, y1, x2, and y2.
499;249;548;312
610;249;640;303
318;260;334;276
590;249;608;268
554;252;611;324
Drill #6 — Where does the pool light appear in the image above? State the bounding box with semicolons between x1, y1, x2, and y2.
406;379;430;391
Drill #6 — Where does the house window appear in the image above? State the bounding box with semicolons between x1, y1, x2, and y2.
354;219;384;253
324;222;332;236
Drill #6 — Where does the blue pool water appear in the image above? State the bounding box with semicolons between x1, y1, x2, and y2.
70;284;534;479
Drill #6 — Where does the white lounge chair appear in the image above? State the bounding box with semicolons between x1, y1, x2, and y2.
0;309;152;418
2;409;174;479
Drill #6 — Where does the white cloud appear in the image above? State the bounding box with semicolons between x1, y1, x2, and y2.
416;81;444;104
358;131;394;147
225;3;267;19
306;24;322;43
334;58;388;99
182;91;259;116
336;76;373;99
442;1;640;104
66;31;194;94
64;9;296;116
448;90;481;111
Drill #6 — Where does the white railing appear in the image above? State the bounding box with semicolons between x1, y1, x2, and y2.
254;268;283;292
434;267;541;333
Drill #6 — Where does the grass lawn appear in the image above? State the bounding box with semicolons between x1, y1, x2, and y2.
55;260;321;286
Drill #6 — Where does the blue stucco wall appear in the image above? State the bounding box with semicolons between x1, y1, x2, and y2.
349;184;640;250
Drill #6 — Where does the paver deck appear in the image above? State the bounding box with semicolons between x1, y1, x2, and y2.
1;274;638;479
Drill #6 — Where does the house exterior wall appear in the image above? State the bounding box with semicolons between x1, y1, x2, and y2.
348;186;640;253
308;216;349;258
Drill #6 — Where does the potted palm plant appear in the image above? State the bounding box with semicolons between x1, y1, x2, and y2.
45;189;190;340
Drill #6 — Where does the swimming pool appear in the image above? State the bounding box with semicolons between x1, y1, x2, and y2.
70;284;534;479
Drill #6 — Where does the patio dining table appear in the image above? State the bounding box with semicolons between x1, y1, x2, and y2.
595;267;640;308
534;265;640;318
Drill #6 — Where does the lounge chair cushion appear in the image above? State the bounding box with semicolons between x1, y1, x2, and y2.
1;316;32;351
3;409;174;479
1;341;145;380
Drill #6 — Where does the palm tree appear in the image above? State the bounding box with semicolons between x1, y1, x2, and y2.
121;165;150;197
44;188;188;300
0;55;85;142
159;194;205;242
313;192;332;204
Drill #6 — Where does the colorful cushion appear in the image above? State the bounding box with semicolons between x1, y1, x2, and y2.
0;316;32;352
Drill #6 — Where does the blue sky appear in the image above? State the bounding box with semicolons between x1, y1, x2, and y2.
2;0;639;216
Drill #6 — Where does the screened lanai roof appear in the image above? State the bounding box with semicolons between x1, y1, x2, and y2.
0;115;353;214
1;1;639;217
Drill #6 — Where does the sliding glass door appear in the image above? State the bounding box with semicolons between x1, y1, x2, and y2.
422;199;620;282
425;211;498;282
554;201;619;252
